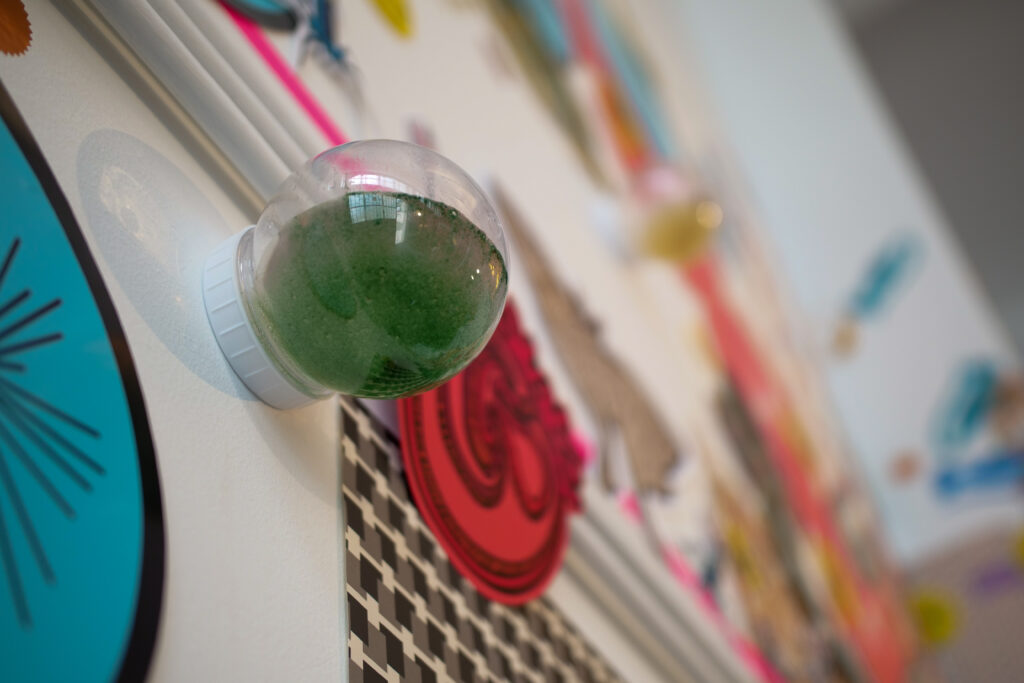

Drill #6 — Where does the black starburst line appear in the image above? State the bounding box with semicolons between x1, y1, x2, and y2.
0;449;52;630
1;392;104;475
0;298;61;344
0;237;104;630
0;446;53;582
0;481;28;627
0;289;29;319
0;333;64;357
0;377;100;439
0;238;19;290
0;419;75;519
0;394;93;492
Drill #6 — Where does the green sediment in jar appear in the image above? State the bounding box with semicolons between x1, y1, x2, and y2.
253;191;507;398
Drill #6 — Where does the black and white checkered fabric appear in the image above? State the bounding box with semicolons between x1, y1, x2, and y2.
340;398;622;683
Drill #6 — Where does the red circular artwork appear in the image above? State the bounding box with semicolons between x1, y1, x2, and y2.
398;302;582;604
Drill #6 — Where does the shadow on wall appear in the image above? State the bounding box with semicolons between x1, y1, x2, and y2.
76;128;254;400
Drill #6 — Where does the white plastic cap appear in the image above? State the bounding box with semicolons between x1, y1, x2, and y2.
202;227;319;410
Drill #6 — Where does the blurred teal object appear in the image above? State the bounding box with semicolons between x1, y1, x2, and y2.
586;0;675;160
221;0;297;30
932;359;999;463
285;0;372;136
847;233;923;319
516;0;572;62
305;0;346;63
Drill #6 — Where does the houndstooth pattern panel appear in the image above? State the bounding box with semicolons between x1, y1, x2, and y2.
340;398;623;683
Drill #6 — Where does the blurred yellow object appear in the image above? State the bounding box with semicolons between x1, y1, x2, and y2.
780;408;816;472
369;0;413;37
1015;528;1024;569
909;590;959;646
820;543;860;626
831;315;859;357
639;198;722;262
724;524;759;586
692;322;722;371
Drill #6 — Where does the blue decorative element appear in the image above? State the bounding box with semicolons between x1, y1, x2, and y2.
291;0;347;66
222;0;297;30
235;0;289;9
308;0;346;63
934;450;1024;498
585;0;675;160
288;0;371;135
0;94;162;681
931;359;999;463
847;233;923;319
516;0;572;63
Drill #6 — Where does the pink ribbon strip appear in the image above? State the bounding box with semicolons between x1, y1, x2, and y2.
221;3;348;146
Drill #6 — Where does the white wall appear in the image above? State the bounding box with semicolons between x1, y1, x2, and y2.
652;0;1022;566
853;0;1024;357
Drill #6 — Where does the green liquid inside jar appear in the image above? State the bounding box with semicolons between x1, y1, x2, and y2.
252;191;508;398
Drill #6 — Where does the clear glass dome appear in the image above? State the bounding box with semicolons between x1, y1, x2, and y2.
235;140;509;400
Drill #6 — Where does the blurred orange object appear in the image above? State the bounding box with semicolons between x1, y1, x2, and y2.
0;0;30;56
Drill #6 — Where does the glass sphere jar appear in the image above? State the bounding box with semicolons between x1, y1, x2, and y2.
204;140;509;408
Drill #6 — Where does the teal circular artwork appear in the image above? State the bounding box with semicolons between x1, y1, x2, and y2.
0;88;163;680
